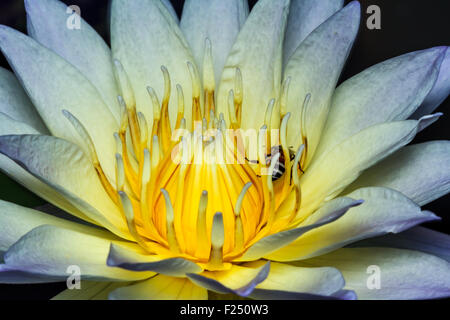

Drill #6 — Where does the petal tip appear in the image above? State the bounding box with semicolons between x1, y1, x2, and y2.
105;243;116;267
343;0;362;22
422;210;441;222
347;0;361;10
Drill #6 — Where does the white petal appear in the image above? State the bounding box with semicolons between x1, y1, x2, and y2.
300;247;450;299
249;261;350;299
0;26;118;179
0;134;130;239
111;0;197;129
161;0;180;23
284;2;360;161
0;112;38;136
109;274;207;300
4;225;154;281
237;197;361;261
107;243;202;277
345;141;450;206
187;261;270;297
412;47;450;118
0;200;114;252
0;264;62;284
180;0;248;86
299;118;431;215
315;46;446;158
267;187;438;261
216;0;290;130
25;0;121;120
283;0;344;65
0;115;96;224
0;67;47;133
350;226;450;263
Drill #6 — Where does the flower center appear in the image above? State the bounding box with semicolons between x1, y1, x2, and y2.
63;53;308;271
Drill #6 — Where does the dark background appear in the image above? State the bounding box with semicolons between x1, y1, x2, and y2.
0;0;448;300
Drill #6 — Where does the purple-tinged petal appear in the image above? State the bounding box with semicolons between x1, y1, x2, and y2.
0;26;118;179
0;67;47;133
0;119;97;225
0;134;130;239
25;0;121;120
300;117;434;215
107;243;202;277
283;0;344;66
4;225;154;282
187;262;270;297
345;140;450;206
0;264;63;284
245;261;353;300
236;198;362;261
267;187;439;261
251;288;356;300
349;226;450;263
315;47;446;159
298;247;450;299
411;47;450;119
284;1;360;160
0;199;113;253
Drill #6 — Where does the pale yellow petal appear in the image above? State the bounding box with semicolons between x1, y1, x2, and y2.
109;275;207;300
217;0;290;130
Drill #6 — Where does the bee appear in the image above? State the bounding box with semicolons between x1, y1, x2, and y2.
246;146;302;181
266;146;295;181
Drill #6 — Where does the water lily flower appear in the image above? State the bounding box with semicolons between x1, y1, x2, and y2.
0;0;449;300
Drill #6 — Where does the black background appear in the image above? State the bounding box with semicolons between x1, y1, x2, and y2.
0;0;448;300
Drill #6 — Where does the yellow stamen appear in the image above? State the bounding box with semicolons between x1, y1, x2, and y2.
118;128;139;196
291;144;305;224
280;77;291;118
203;39;216;121
62;110;118;204
161;189;179;253
234;182;252;250
115;153;125;192
264;99;276;151
175;84;185;129
140;149;152;229
160;66;172;153
147;86;161;140
266;153;281;228
188;61;202;125
195;190;209;257
118;191;152;252
113;59;136;108
203;38;215;92
77;63;311;269
280;112;292;197
209;212;225;268
234;68;243;124
151;135;161;169
137;112;148;147
300;93;311;168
